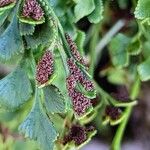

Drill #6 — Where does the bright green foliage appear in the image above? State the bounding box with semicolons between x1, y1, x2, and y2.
127;34;142;55
74;0;95;22
0;67;32;110
137;57;150;81
88;0;104;23
75;30;86;55
134;0;150;20
109;33;130;68
142;41;150;59
103;67;127;85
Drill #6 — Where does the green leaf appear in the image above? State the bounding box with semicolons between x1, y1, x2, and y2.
19;22;35;36
48;113;65;134
74;0;95;22
134;0;150;20
109;33;130;68
52;48;72;110
137;57;150;81
0;67;32;110
25;21;57;49
127;33;142;55
19;88;58;150
75;30;86;55
20;52;36;80
0;14;24;61
142;41;150;59
0;10;10;27
88;0;103;23
43;85;65;113
130;76;141;100
60;10;76;36
106;68;127;85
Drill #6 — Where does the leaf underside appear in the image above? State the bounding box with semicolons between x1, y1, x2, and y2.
19;88;58;150
0;67;32;110
43;85;65;113
0;13;24;61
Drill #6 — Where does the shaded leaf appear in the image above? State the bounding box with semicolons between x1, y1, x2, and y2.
137;57;150;81
19;88;58;150
74;0;95;22
0;10;10;27
105;68;127;85
19;22;35;36
0;13;24;61
25;20;57;49
109;33;130;68
43;85;65;113
52;50;72;110
142;41;150;59
88;0;103;23
0;67;32;110
127;33;142;55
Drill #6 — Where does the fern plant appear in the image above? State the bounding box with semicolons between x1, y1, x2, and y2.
0;0;149;150
0;0;99;149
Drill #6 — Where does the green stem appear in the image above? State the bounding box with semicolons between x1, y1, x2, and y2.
111;106;132;150
111;75;141;150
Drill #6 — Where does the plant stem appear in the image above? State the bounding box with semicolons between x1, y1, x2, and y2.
111;76;140;150
111;106;132;150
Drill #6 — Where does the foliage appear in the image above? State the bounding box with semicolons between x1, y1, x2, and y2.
0;0;149;150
